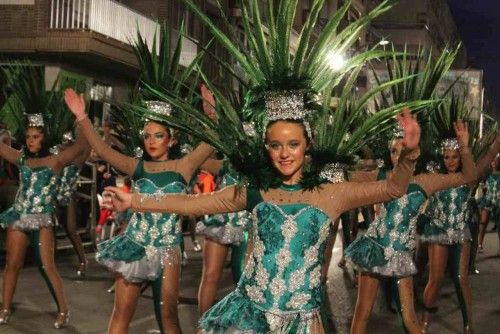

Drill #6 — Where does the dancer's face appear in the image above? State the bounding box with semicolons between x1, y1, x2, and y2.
390;138;404;167
443;149;460;173
25;127;44;154
143;122;174;161
265;121;309;184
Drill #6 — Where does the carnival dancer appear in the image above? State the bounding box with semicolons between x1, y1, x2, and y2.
195;158;252;315
420;128;499;334
64;85;214;333
345;121;477;334
0;64;89;328
477;155;500;253
55;131;91;277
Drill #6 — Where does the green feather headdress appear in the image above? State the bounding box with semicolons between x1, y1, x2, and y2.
1;64;73;151
138;0;442;189
111;22;207;157
369;45;460;171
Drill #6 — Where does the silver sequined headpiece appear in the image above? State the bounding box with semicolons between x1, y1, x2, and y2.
144;100;173;121
143;100;175;137
264;90;308;121
26;113;44;128
441;138;460;152
264;90;313;140
320;163;347;183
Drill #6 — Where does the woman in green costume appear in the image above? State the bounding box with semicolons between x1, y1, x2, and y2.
345;122;478;334
196;158;252;315
105;96;422;334
55;131;90;277
420;135;499;334
477;154;500;253
0;114;88;328
64;87;214;334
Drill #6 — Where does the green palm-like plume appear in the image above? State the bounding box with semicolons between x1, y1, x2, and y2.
183;0;394;93
133;21;206;100
2;64;73;147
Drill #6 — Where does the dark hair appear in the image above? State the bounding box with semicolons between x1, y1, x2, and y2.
265;119;311;145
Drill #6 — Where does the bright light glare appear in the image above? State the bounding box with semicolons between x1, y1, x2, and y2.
327;52;345;71
379;38;389;46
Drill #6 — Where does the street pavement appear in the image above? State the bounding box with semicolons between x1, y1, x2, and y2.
0;230;499;334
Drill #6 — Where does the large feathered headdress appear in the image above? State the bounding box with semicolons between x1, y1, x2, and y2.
1;64;74;151
137;0;432;189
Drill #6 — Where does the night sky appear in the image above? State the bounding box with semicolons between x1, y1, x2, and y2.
447;0;500;115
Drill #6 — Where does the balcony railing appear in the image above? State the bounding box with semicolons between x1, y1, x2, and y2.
49;0;159;48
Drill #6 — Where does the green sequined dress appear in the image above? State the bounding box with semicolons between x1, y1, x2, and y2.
197;161;252;245
421;185;472;245
478;173;500;221
0;160;59;231
200;184;333;333
56;164;80;206
96;160;186;283
345;170;427;277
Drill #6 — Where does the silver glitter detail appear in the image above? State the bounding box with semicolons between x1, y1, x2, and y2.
26;113;44;127
144;100;173;120
285;293;311;309
320;163;347;183
245;285;265;304
242;121;257;137
196;220;246;245
309;266;321;288
180;144;193;155
376;159;385;169
62;131;74;143
49;145;61;155
264;90;308;121
393;124;404;138
11;214;54;231
263;307;321;332
441;138;460;151
134;147;144;158
426;161;440;173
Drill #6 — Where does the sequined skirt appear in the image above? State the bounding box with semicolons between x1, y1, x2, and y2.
96;234;180;283
346;235;416;278
0;208;54;231
197;221;245;245
200;289;323;334
420;225;472;245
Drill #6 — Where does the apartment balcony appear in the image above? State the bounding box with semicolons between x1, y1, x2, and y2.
0;0;198;79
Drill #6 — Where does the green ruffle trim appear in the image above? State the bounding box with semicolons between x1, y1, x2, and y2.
200;291;269;333
96;235;145;262
421;223;446;239
0;207;20;228
344;235;387;269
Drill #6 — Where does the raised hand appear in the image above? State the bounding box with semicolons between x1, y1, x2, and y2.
103;186;132;212
396;108;420;150
201;84;217;120
64;88;87;121
453;120;470;148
